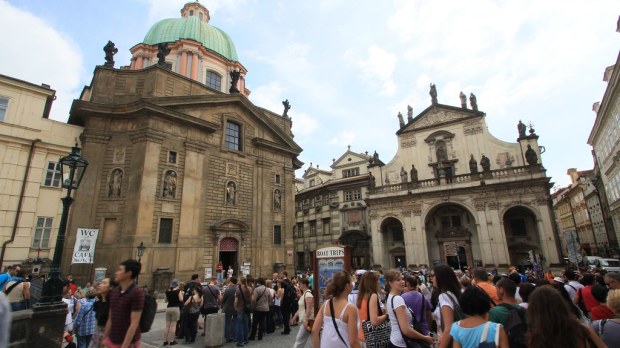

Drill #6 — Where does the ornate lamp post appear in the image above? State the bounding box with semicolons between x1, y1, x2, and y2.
136;241;146;284
40;144;88;304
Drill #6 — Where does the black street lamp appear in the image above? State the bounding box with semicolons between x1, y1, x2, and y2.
136;241;146;284
39;144;88;304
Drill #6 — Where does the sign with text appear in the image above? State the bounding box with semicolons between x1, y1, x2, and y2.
313;246;349;311
316;246;345;258
71;228;99;264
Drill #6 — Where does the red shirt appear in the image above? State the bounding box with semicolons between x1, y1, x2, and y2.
108;284;144;345
216;263;223;272
591;304;615;320
577;286;600;312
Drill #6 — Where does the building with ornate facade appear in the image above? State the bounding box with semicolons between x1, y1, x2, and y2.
61;2;302;290
366;88;561;270
0;74;83;271
294;150;372;271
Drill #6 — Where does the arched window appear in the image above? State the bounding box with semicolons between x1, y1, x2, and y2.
206;70;222;91
225;121;241;151
189;9;194;16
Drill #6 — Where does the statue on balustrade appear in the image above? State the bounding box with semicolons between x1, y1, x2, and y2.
410;165;419;182
517;120;527;138
480;155;491;172
400;166;408;183
525;145;538;165
469;155;478;174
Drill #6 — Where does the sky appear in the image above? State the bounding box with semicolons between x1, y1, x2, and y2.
1;0;618;187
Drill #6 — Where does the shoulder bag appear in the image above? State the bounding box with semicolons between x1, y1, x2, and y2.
390;295;430;348
361;294;391;348
329;299;349;347
239;286;251;314
251;287;265;312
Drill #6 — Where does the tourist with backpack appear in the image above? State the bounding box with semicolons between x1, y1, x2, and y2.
592;289;620;347
102;259;145;348
280;275;296;335
434;265;464;348
201;276;222;337
489;278;527;348
73;289;97;348
3;269;30;311
450;286;508;348
527;286;605;348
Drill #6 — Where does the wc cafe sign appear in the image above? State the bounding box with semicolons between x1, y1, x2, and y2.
71;228;99;264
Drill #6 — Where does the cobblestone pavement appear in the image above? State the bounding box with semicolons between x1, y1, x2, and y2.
141;311;305;348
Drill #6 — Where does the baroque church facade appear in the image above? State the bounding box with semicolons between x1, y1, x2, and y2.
61;2;302;290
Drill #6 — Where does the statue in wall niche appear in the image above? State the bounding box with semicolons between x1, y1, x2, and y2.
274;189;281;210
525;144;538;165
407;105;414;121
282;99;291;117
480;155;491;172
430;83;438;104
400;166;408;183
410;164;418;182
469;155;478;174
460;91;467;109
436;142;448;162
226;181;237;205
163;171;177;198
397;112;405;127
369;173;376;187
517;120;527;138
470;93;478;111
108;169;123;197
157;43;171;66
103;41;118;67
229;70;241;93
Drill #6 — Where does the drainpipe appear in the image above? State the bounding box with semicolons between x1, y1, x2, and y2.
0;138;40;268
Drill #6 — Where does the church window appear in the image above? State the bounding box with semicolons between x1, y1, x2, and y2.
206;70;222;91
225;121;241;151
309;179;315;187
344;189;361;201
296;222;304;238
32;217;53;248
43;161;62;187
509;218;527;236
189;10;194;16
158;218;173;243
322;218;331;235
343;167;359;178
168;151;177;164
0;97;8;122
275;174;281;184
310;221;317;236
273;225;282;245
392;226;404;242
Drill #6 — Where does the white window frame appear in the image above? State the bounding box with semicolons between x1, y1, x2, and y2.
0;97;8;122
32;217;53;248
43;161;62;188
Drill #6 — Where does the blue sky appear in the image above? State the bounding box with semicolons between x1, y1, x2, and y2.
1;0;618;186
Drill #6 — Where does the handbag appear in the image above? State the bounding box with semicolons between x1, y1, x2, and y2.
361;294;391;348
390;295;431;348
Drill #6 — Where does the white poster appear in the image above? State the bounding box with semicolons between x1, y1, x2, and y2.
71;228;99;264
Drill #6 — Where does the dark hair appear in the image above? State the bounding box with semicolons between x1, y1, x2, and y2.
519;282;535;303
430;288;441;311
508;272;521;285
551;283;581;319
120;259;141;279
533;279;549;287
492;275;502;285
591;284;609;303
14;269;26;278
527;286;591;348
496;278;516;298
325;271;351;298
281;271;288;278
357;271;381;308
191;274;199;281
564;269;577;281
459;285;492;316
404;275;418;288
434;265;461;299
229;276;238;284
472;267;488;281
581;273;595;286
299;278;309;287
256;277;265;286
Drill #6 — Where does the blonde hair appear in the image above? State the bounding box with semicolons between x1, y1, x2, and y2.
607;289;620;315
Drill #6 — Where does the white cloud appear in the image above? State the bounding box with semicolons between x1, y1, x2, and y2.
291;113;319;137
329;131;356;148
357;45;398;96
0;1;84;121
142;0;252;23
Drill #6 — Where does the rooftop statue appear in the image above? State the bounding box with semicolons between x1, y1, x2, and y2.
229;70;241;93
460;91;467;109
157;43;171;66
480;154;490;172
469;154;478;174
518;120;527;138
410;165;418;182
430;83;438;104
398;112;405;127
407;105;414;122
282;99;291;117
469;93;478;111
103;41;118;67
525;145;538;165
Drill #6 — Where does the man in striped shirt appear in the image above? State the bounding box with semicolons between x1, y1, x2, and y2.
74;289;97;348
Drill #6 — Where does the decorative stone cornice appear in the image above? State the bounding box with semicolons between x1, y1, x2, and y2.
80;131;110;145
184;141;207;154
129;130;165;144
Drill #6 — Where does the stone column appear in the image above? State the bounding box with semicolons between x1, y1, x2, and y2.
190;53;199;80
410;208;429;266
180;51;188;76
474;208;496;266
136;56;144;69
370;216;385;267
537;205;560;264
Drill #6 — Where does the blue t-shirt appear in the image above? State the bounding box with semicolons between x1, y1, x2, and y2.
0;273;11;290
450;321;501;348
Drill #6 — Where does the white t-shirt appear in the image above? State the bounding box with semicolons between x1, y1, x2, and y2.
437;291;458;335
298;290;313;322
387;294;412;347
565;281;584;301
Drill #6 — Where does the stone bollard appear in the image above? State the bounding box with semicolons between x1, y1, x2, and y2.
204;312;226;347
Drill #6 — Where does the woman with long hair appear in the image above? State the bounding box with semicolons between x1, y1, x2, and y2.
311;271;361;348
88;278;115;348
527;286;605;348
356;271;388;345
385;269;434;348
234;276;252;346
163;279;182;346
433;265;462;348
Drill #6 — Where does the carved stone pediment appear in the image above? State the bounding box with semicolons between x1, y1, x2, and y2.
435;227;472;239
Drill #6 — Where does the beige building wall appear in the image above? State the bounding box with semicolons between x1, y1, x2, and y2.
0;74;83;270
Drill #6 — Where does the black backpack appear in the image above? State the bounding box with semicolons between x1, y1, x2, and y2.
127;284;157;333
498;304;527;348
283;281;297;305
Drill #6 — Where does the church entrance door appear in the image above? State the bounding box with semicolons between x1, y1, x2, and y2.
219;237;238;276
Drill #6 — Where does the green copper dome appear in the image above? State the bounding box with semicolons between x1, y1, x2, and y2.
143;16;238;62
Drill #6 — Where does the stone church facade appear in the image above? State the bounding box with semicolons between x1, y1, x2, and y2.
367;88;561;270
60;2;302;290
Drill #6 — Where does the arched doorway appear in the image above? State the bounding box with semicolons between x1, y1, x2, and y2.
219;237;238;276
381;217;406;268
425;204;479;270
503;206;540;271
339;231;370;270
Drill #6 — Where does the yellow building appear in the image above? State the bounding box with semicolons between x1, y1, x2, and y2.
0;74;83;271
